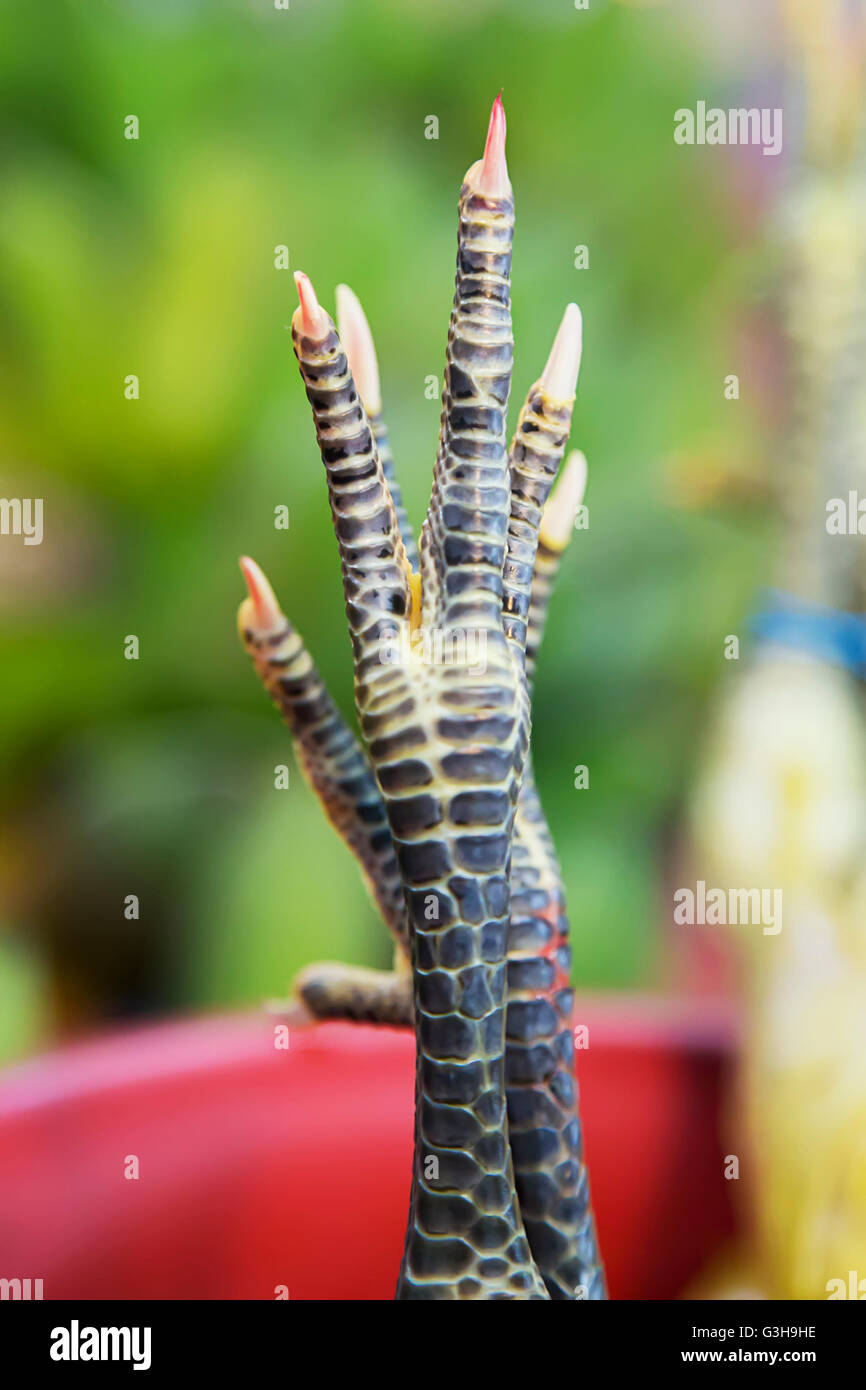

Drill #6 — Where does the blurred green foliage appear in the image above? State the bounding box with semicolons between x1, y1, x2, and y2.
0;0;770;1057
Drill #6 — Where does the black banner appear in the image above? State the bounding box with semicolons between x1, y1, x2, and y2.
0;1299;860;1374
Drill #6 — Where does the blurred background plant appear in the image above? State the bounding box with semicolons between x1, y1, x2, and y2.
0;0;774;1062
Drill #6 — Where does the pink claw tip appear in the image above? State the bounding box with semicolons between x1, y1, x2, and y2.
477;92;509;196
239;555;281;631
293;270;329;340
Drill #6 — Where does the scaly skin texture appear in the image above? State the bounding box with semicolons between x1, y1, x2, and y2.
240;607;406;947
393;153;547;1301
289;264;546;1296
237;98;605;1300
524;538;559;682
371;406;419;569
293;958;412;1026
237;591;411;1019
239;472;605;1295
502;400;607;1300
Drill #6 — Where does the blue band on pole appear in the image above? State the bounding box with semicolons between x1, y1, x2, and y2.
750;590;866;675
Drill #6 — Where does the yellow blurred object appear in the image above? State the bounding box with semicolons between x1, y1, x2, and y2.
695;651;866;1298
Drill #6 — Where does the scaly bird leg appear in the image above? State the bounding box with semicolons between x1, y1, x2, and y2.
240;286;418;1027
419;94;515;640
293;955;413;1027
237;96;606;1300
336;283;419;569
393;98;549;1300
502;303;582;654
290;99;547;1300
238;457;599;1292
501;315;606;1298
509;451;606;1299
238;309;589;1027
237;554;412;1022
525;449;587;688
